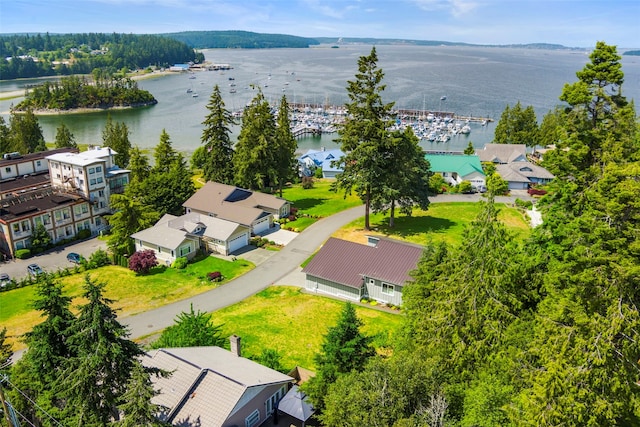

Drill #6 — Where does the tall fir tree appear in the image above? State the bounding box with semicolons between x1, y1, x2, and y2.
233;88;277;191
102;114;132;168
59;274;144;426
493;101;539;145
273;95;297;197
334;46;395;230
201;84;235;184
153;129;177;173
54;122;78;149
9;107;46;153
107;193;159;255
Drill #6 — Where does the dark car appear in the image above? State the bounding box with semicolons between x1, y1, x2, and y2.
27;263;44;276
67;252;84;264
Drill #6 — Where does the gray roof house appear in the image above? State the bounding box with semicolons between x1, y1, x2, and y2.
301;236;424;306
476;144;555;190
143;341;293;427
131;212;251;263
183;182;290;235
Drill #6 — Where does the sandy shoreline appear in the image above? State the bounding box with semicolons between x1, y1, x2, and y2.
0;70;175;113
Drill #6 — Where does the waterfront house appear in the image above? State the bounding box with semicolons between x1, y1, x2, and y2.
302;236;423;306
183;182;290;235
298;148;345;179
143;338;293;427
425;154;486;188
131;212;251;263
476;144;555;189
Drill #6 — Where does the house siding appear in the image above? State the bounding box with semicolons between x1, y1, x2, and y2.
364;277;404;306
305;275;362;301
223;384;288;427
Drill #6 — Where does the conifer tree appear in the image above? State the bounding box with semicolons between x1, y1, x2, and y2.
151;304;226;349
59;274;144;425
9;107;46;153
153;129;177;173
127;146;151;184
334;46;395;230
107;193;159;255
54;122;78;149
493;101;539;145
117;361;167;427
201;84;235;184
233;88;277;191
102;114;132;167
273;95;297;197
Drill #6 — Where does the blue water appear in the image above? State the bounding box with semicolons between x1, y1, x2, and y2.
2;45;639;155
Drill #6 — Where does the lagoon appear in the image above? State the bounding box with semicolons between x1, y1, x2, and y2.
2;45;639;156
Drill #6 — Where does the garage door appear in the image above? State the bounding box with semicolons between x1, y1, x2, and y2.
253;217;270;234
228;232;249;253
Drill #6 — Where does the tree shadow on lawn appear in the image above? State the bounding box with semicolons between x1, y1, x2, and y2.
372;215;456;238
289;197;327;211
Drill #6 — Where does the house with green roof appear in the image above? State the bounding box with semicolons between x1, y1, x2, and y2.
425;154;486;188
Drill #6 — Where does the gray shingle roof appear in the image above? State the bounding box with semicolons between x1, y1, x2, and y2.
477;143;528;164
143;347;293;424
302;237;424;288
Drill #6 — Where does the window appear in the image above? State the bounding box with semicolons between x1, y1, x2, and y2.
36;160;41;167
21;220;30;232
12;223;20;233
265;386;286;416
382;283;394;296
98;190;105;197
95;217;102;226
82;204;88;214
96;176;103;184
5;167;11;173
95;166;102;173
245;410;260;427
90;178;96;185
42;214;51;225
89;167;95;174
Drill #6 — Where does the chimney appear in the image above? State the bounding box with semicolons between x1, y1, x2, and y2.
230;335;242;357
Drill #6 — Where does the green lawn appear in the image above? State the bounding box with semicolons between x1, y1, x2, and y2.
281;179;362;231
214;286;403;370
0;256;253;349
333;202;531;246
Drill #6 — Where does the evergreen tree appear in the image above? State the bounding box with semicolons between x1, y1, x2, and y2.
273;95;297;197
233;88;277;191
9;107;46;153
371;127;431;227
153;129;177;173
463;141;475;155
59;274;144;426
138;151;195;216
305;302;374;410
0;116;11;155
107;193;159;255
151;304;226;349
102;114;132;167
493;101;539;145
54;122;78;149
127;146;151;184
201;84;235;184
334;46;395;230
117;361;167;427
0;328;11;373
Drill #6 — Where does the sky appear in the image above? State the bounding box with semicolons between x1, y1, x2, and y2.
0;0;638;48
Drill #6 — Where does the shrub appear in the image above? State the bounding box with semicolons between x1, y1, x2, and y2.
172;256;188;269
288;214;297;221
515;198;533;209
89;248;111;268
76;229;91;240
314;167;324;179
15;249;31;259
128;249;158;274
207;271;223;282
301;176;314;189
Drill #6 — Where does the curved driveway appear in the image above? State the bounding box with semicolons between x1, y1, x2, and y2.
123;192;532;339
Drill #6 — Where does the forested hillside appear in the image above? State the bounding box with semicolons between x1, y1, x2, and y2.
162;30;319;49
0;33;203;80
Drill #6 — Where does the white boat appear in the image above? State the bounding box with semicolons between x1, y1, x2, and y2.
460;125;471;134
192;93;198;98
440;95;447;101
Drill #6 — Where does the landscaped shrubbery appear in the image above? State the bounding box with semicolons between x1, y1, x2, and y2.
128;249;159;274
207;271;223;282
15;249;31;259
172;257;188;269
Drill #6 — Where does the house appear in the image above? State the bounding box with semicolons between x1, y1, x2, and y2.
183;182;290;235
143;338;293;427
302;236;424;306
131;212;251;263
297;148;345;178
476;144;555;190
0;148;78;199
425;154;486;188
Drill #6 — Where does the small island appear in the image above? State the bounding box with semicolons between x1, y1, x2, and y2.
14;75;157;113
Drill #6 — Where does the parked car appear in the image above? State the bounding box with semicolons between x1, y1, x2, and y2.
0;273;10;287
67;252;84;264
27;263;44;277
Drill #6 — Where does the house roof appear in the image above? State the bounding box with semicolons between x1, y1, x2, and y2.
302;237;423;289
298;148;345;167
0;147;77;168
131;212;249;249
476;143;527;164
425;154;485;178
496;162;555;183
183;182;287;226
0;190;84;223
46;147;116;167
144;347;292;424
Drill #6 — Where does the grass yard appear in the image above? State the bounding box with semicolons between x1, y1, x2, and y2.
332;202;531;246
214;286;403;371
281;179;362;231
0;256;253;350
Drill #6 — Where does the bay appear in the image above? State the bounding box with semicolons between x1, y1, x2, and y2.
2;45;639;156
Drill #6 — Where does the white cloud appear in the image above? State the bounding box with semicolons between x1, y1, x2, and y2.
410;0;478;16
302;0;359;19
